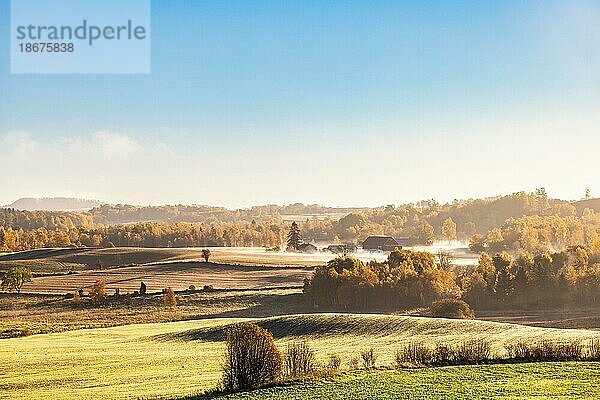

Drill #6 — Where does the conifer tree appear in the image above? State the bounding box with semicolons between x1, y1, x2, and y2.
286;222;302;251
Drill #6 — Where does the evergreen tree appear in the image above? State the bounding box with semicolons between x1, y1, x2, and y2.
286;222;302;251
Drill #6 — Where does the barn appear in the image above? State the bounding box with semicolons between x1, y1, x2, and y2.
362;236;403;251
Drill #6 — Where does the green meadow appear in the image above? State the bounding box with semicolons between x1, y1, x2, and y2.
1;314;599;400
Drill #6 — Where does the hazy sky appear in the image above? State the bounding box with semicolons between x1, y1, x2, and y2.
1;0;599;208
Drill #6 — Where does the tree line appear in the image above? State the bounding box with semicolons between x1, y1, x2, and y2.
461;243;600;309
304;243;600;311
0;221;284;252
470;212;600;254
1;190;599;252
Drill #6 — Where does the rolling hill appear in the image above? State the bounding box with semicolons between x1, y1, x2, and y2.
1;313;599;400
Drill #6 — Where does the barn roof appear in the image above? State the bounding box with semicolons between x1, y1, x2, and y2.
362;235;399;247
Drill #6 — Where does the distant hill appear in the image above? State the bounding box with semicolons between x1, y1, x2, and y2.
572;198;600;214
4;197;102;211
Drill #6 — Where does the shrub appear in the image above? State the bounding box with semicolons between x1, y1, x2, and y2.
73;291;81;302
505;341;531;359
432;343;455;365
555;341;583;360
326;353;341;370
360;348;377;369
0;267;32;293
1;327;32;338
189;284;196;291
221;322;283;391
587;339;600;360
429;298;475;319
285;341;316;378
89;280;107;303
454;339;491;364
164;287;177;307
203;285;214;291
396;342;432;366
348;356;359;370
505;340;584;361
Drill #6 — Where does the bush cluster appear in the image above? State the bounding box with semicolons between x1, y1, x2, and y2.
396;340;492;366
505;340;584;361
429;299;475;319
304;251;459;310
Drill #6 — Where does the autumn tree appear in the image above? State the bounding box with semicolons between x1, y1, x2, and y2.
441;218;457;241
409;221;435;246
492;252;514;302
164;287;177;307
469;234;485;252
286;221;302;251
201;249;211;262
0;267;32;293
89;279;107;302
486;228;504;252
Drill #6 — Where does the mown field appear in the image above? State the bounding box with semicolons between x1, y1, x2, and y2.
0;289;305;337
0;247;329;275
17;262;311;294
0;248;315;295
2;313;600;400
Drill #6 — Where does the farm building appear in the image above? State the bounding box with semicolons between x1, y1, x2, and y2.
298;243;318;253
362;236;404;251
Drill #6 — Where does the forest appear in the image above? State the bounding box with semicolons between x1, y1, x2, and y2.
1;190;599;253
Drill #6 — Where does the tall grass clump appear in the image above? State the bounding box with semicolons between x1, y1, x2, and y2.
395;340;493;367
431;344;455;366
326;353;342;370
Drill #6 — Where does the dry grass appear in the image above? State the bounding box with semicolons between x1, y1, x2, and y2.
0;289;305;337
17;261;310;295
0;247;326;274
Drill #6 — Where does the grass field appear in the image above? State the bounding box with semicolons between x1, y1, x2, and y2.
0;247;331;275
17;261;311;294
0;289;304;337
2;313;600;400
198;363;600;399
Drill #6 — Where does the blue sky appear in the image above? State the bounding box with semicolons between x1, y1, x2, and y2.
1;0;599;207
